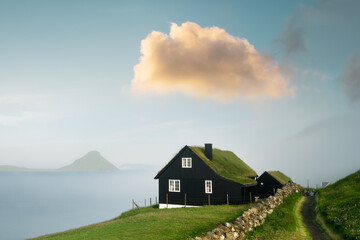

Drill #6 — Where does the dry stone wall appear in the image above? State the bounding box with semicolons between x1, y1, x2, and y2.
190;182;301;240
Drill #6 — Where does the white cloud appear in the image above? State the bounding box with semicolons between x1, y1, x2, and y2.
132;22;293;102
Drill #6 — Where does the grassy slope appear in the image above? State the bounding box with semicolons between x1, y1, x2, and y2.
267;171;292;185
30;204;251;240
317;169;360;239
245;193;311;240
190;146;257;185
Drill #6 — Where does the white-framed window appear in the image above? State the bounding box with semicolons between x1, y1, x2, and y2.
205;180;212;194
169;179;180;192
182;157;192;168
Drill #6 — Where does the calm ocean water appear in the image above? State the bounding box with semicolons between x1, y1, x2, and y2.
0;171;157;240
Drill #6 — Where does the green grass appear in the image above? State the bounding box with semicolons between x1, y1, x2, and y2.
317;169;360;240
267;171;292;185
190;146;257;184
30;204;251;240
245;193;310;240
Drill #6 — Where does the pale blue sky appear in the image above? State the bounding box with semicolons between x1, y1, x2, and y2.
1;0;359;187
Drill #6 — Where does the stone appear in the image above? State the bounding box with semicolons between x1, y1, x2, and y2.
205;232;214;238
249;207;258;215
212;228;220;235
237;232;245;240
191;182;301;240
225;232;236;240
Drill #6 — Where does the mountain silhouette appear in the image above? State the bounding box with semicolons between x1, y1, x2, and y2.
0;151;119;172
58;151;118;172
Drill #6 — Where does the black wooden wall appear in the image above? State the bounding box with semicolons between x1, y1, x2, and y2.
156;146;257;206
256;171;283;198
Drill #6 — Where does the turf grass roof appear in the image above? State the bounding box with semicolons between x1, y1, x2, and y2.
267;171;292;185
189;146;257;185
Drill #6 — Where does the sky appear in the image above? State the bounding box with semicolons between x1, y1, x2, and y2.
1;0;360;187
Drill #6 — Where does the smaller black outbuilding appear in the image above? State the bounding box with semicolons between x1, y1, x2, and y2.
256;171;292;198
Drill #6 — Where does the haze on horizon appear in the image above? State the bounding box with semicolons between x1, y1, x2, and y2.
1;0;360;187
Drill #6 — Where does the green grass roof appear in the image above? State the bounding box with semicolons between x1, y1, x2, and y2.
267;171;292;185
189;146;257;185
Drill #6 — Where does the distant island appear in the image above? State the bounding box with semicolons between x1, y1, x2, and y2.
0;151;119;172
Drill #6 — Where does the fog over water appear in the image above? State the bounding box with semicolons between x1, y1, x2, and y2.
0;171;157;240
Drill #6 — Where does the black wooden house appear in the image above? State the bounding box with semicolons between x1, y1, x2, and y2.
154;144;258;208
256;171;292;198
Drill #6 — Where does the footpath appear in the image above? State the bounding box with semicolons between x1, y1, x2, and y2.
301;196;329;240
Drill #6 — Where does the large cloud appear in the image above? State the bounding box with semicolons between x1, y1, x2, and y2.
131;22;293;101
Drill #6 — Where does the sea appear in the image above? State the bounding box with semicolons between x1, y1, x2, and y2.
0;170;157;240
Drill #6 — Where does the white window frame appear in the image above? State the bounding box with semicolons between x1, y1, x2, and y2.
205;180;212;194
169;179;180;192
182;157;192;168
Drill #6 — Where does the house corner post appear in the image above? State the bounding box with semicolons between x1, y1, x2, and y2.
184;193;187;207
166;193;168;208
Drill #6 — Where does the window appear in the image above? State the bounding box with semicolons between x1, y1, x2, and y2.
169;179;180;192
205;180;212;194
182;157;192;168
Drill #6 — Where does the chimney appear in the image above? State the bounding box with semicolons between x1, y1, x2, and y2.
205;143;213;160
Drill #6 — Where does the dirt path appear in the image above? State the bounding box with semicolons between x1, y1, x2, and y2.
301;196;330;240
295;196;311;239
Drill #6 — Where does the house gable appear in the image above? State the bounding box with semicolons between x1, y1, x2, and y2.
257;171;291;186
154;145;188;180
257;171;282;186
155;146;222;181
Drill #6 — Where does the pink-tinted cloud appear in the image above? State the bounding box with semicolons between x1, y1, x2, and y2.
132;22;293;101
